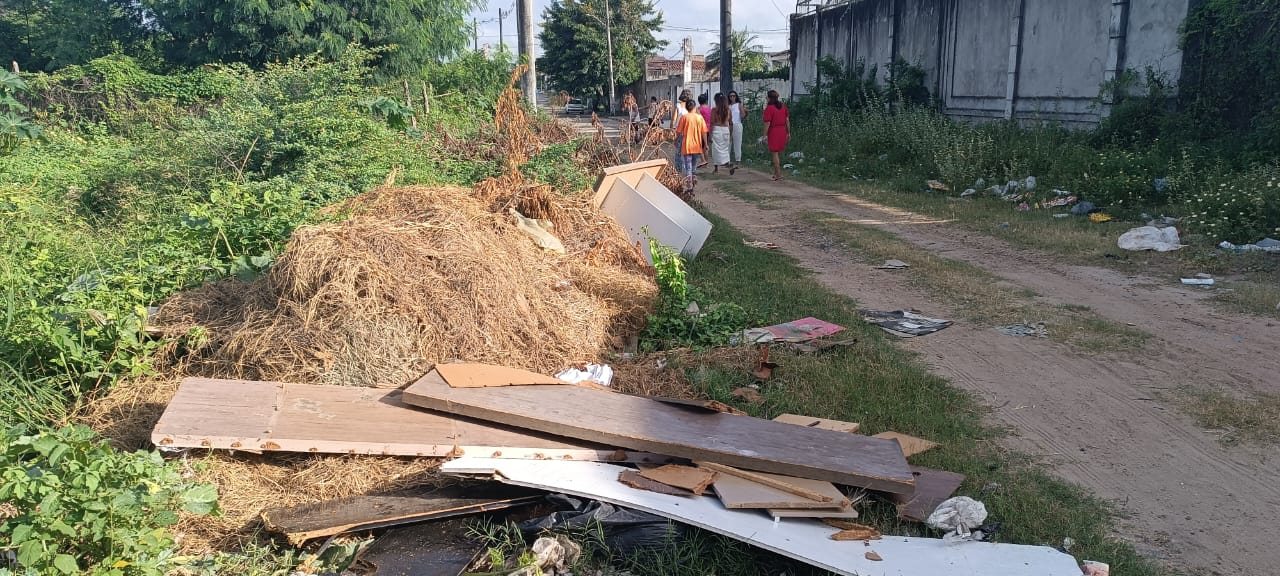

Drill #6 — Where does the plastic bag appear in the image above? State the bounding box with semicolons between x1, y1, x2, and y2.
518;494;684;557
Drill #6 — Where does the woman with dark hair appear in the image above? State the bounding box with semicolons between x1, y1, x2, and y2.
710;93;735;174
727;90;746;164
762;89;790;181
671;91;692;174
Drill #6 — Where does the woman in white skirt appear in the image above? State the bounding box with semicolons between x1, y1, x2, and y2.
728;91;746;164
710;93;736;174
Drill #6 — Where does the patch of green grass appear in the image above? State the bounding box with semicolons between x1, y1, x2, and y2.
1212;280;1280;320
707;176;778;209
657;211;1169;576
1180;388;1280;446
796;211;1149;353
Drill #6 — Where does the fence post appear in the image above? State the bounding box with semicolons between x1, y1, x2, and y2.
1102;0;1131;118
1004;0;1026;120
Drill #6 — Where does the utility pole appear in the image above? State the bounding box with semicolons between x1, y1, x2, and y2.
720;0;733;97
473;18;479;51
499;7;508;53
604;0;616;113
518;0;538;110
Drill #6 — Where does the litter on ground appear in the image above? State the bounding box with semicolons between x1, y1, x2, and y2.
859;309;953;337
1219;238;1280;253
735;317;846;344
1118;225;1184;251
743;239;780;249
875;259;910;269
997;323;1048;338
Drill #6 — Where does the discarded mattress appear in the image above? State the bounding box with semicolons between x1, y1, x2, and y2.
596;171;711;262
1117;226;1183;252
441;458;1083;576
860;310;953;337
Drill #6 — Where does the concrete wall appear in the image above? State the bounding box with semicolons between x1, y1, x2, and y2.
791;0;1191;126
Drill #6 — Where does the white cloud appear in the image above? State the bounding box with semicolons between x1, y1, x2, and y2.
469;0;792;58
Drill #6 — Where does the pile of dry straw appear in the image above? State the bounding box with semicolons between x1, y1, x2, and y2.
83;68;662;551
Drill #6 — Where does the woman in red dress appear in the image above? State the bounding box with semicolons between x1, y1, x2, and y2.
762;90;790;181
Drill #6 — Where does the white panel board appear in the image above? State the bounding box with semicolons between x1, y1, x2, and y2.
441;458;1083;576
597;179;693;265
633;173;712;258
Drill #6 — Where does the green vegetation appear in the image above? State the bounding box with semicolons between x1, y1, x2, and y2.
641;236;749;351
0;425;218;575
538;0;665;104
0;70;41;153
1181;388;1280;446
706;30;768;79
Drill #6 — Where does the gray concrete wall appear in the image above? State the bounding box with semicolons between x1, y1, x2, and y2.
790;0;1191;126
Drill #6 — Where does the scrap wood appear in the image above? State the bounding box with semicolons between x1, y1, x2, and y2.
894;466;966;522
872;431;939;458
436;363;567;388
638;464;717;495
634;395;748;416
769;507;860;520
752;346;778;380
403;370;915;493
823;519;882;541
439;458;1084;576
355;517;482;576
260;486;542;546
711;471;845;510
618;469;694;496
865;551;883;561
696;462;842;505
772;414;860;433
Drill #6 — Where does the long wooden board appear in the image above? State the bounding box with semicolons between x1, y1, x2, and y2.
152;378;663;462
440;458;1085;576
772;414;860;433
262;486;542;545
404;371;913;493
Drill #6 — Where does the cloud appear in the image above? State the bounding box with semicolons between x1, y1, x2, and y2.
470;0;792;58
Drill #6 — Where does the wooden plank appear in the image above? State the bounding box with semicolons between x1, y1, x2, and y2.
618;470;693;496
638;464;717;495
772;414;860;433
893;466;966;522
696;462;842;504
872;432;939;458
638;395;749;416
262;486;541;545
712;473;839;510
403;371;914;493
357;517;482;576
440;458;1085;576
151;378;666;462
768;507;860;520
436;363;566;388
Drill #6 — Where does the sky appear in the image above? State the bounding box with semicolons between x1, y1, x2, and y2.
468;0;794;59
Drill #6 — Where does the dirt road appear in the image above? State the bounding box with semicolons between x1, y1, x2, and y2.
699;170;1280;576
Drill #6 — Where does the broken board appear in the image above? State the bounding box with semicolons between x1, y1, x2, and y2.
591;158;667;208
440;458;1084;576
894;466;966;522
403;371;914;493
152;378;665;462
262;486;541;545
771;414;860;433
711;472;845;510
357;517;482;576
768;507;860;520
872;432;939;458
697;462;842;505
618;470;692;496
435;363;566;388
638;464;717;495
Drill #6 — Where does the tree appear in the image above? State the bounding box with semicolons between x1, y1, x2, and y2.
142;0;480;78
0;0;156;71
538;0;665;104
706;29;767;80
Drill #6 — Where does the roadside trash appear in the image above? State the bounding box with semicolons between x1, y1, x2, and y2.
872;431;939;457
732;387;764;403
1024;176;1037;191
593;163;712;263
875;259;910;270
927;180;950;191
998;222;1009;228
1061;537;1075;552
555;363;614;387
825;520;882;541
526;534;582;574
1043;195;1077;208
518;494;682;557
638;464;718;495
789;151;805;159
926;496;988;543
1153;178;1168;193
736;317;846;344
783;163;795;169
997;323;1048;338
1146;215;1180;228
878;153;889;161
974;178;986;188
1118;226;1183;252
743;239;779;249
1081;560;1111;576
1070;201;1097;215
1016;202;1031;211
1054;213;1071;218
1089;213;1112;223
358;518;481;576
865;550;884;561
961;188;977;197
792;169;801;176
752;346;779;379
1181;277;1214;286
511;208;566;254
685;301;700;315
860;309;953;337
1218;238;1280;254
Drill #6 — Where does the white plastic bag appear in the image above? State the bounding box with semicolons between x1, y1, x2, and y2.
1117;226;1183;252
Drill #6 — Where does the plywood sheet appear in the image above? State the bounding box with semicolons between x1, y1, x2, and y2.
152;378;662;462
768;507;861;520
638;464;717;495
618;470;692;496
598;178;693;264
893;466;966;522
872;432;939;458
712;473;839;510
436;363;566;388
633;173;712;257
404;371;914;493
698;462;844;505
592;158;668;208
261;486;541;545
440;458;1085;576
771;414;860;433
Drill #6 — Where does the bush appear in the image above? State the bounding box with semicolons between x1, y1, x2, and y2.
1182;165;1280;243
641;238;749;351
0;425;218;575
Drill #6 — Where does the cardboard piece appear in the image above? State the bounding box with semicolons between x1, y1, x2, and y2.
772;414;861;433
595;174;711;262
872;432;940;458
618;469;693;496
697;462;841;504
894;466;966;522
712;472;843;510
436;363;567;388
638;464;718;495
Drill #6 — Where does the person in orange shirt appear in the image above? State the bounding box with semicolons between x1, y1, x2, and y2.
675;98;707;192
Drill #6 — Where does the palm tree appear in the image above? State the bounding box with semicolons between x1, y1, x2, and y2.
706;30;768;80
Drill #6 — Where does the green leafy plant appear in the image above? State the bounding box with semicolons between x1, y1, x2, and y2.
0;425;219;575
641;236;749;351
0;70;43;154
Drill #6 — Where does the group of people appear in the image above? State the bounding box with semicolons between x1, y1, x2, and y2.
659;89;790;192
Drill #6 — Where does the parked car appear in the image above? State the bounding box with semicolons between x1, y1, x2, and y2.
564;98;586;115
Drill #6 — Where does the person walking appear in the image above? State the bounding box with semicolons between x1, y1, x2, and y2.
728;91;746;164
671;91;691;175
697;94;712;168
675;99;707;192
762;89;790;181
710;93;735;175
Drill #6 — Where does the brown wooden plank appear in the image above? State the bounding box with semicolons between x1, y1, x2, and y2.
436;363;566;388
151;378;663;462
638;464;717;495
772;414;860;433
767;507;861;520
872;432;939;458
712;473;839;509
697;462;844;504
893;466;966;522
402;371;914;493
618;470;693;496
262;486;542;545
637;395;749;416
357;517;481;576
